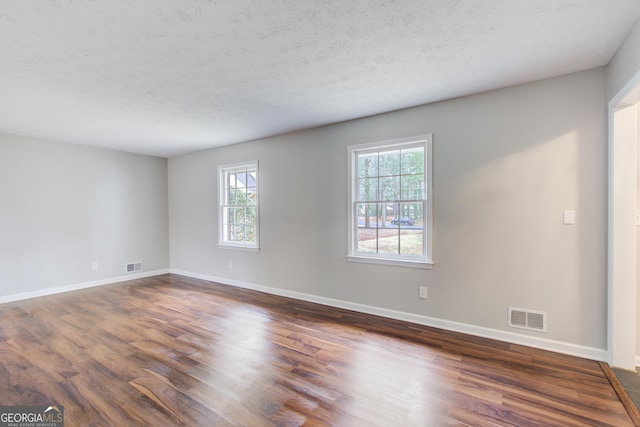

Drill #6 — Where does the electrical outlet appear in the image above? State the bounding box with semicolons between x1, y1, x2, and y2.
91;262;99;271
228;261;233;269
419;286;428;299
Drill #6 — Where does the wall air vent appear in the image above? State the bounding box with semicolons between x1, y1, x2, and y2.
125;261;143;273
508;307;547;332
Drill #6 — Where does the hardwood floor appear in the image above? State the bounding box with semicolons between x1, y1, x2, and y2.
0;274;633;426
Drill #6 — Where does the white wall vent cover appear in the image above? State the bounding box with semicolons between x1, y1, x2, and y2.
508;307;547;332
126;261;143;273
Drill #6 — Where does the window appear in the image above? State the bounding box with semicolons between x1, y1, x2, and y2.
219;161;259;250
348;135;432;268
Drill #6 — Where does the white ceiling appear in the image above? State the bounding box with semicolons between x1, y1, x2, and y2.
1;1;639;158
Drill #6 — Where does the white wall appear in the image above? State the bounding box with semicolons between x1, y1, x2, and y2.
0;133;169;298
169;68;608;353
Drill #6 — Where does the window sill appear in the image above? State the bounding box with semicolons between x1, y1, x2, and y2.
218;244;260;252
347;255;433;269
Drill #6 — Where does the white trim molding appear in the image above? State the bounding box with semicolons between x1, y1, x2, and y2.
0;269;170;304
171;269;606;362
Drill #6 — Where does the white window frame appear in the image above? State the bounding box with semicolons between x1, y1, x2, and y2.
218;161;260;251
347;134;433;268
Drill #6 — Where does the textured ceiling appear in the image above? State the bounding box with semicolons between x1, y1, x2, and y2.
1;1;639;158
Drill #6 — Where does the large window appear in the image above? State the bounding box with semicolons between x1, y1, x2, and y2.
348;135;432;267
219;161;259;250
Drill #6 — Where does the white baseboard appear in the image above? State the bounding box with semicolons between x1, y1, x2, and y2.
0;269;170;304
170;269;607;362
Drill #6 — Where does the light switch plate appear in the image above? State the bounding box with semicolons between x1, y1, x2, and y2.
563;210;575;225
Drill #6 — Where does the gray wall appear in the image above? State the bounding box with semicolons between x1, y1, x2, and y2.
0;133;169;297
169;68;608;350
608;17;640;99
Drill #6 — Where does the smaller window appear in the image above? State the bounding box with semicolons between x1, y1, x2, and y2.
218;161;259;250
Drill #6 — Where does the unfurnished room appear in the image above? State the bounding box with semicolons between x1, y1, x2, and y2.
2;1;640;426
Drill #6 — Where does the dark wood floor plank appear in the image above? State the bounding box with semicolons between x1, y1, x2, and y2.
0;273;634;426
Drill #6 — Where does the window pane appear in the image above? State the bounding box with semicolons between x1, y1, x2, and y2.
227;178;236;204
356;227;377;253
246;226;256;243
389;202;423;256
357;202;378;227
236;224;246;241
401;175;424;200
245;206;257;226
246;219;256;240
237;187;247;205
376;226;399;255
378;150;400;177
238;171;247;190
223;212;235;240
376;203;398;254
400;230;423;256
225;207;234;225
222;207;231;241
380;176;399;201
386;203;400;225
356;203;376;253
246;190;256;205
393;202;419;228
357;153;378;178
409;202;424;224
401;147;424;175
229;172;238;189
357;178;378;201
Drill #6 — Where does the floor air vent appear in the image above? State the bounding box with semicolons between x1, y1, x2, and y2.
125;261;143;273
508;307;546;332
